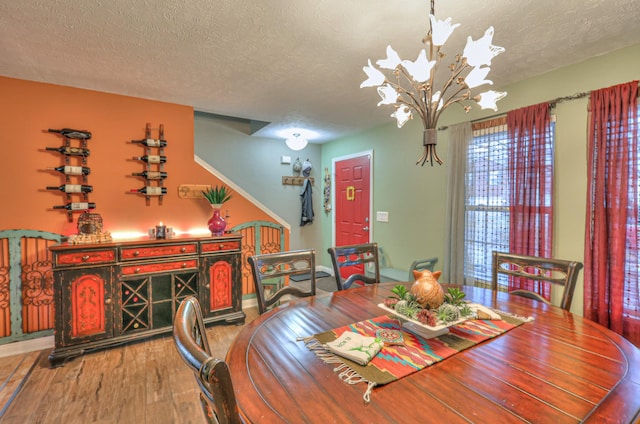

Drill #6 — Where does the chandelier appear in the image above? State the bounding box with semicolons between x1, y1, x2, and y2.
361;0;507;165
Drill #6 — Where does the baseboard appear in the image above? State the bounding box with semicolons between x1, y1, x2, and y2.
242;297;257;309
317;265;333;275
0;336;54;358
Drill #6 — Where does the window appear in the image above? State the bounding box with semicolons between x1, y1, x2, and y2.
464;116;555;286
464;122;510;284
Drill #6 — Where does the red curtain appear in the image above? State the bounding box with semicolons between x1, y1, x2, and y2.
507;103;553;298
584;81;639;346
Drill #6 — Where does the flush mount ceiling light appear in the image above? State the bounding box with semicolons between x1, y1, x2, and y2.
285;133;308;151
361;0;507;166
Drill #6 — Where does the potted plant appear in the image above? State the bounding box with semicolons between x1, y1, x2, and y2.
201;184;233;207
201;184;233;236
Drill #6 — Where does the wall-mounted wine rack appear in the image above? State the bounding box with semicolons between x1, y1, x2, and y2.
130;123;167;205
45;128;94;222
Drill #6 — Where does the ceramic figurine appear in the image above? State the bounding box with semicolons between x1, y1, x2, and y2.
410;269;445;309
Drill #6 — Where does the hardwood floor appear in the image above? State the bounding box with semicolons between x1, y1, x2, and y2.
0;307;259;424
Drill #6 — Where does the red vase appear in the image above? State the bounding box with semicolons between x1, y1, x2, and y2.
208;205;226;236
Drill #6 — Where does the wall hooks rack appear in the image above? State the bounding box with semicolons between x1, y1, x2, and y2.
282;176;314;186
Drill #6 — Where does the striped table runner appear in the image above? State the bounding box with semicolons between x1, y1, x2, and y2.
303;312;531;403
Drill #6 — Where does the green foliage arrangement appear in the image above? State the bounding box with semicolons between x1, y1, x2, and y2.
443;287;466;306
385;284;474;326
201;184;233;205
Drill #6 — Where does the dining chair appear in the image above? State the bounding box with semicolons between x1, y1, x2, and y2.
491;251;584;311
248;249;317;314
408;257;439;280
173;296;243;424
327;242;380;290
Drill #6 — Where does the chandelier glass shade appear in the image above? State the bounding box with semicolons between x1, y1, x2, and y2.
361;4;507;165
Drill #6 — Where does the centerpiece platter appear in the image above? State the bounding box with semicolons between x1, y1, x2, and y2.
377;302;470;338
378;282;478;339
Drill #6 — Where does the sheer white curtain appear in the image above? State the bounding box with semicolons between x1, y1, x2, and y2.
464;118;510;286
444;122;472;283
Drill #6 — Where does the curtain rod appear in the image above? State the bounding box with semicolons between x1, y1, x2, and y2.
437;89;592;131
437;112;506;131
548;91;590;108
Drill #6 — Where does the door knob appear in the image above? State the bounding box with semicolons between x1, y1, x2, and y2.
363;226;369;231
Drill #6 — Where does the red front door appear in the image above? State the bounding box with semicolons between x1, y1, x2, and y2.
334;154;371;277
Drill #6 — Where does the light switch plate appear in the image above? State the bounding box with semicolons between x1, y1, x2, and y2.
281;155;291;164
376;211;389;222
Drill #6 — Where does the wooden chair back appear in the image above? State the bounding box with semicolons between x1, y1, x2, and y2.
408;257;439;280
327;242;380;290
491;251;584;311
173;296;242;424
248;249;317;314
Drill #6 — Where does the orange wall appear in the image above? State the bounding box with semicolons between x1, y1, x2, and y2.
0;76;274;236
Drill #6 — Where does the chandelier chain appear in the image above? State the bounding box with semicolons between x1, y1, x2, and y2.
428;0;435;35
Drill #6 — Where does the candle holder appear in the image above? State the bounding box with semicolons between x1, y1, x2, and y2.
155;224;166;239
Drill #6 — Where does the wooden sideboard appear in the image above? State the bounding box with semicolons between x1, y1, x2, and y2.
48;234;244;367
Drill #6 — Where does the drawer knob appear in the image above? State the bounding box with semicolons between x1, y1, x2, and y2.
105;298;112;304
133;251;140;257
219;244;224;249
81;255;90;262
181;263;187;268
180;247;187;253
135;268;141;274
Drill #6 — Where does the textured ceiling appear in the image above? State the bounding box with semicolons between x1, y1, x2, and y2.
1;0;639;143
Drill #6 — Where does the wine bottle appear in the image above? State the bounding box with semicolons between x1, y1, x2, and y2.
46;165;91;176
132;155;166;164
131;171;168;180
46;184;93;193
131;138;167;147
130;187;167;196
48;128;92;140
53;202;96;211
46;146;90;157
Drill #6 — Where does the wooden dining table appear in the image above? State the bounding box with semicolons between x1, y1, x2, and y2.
226;282;640;423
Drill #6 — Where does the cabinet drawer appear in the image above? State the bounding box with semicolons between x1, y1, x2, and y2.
55;249;116;266
200;240;240;253
121;259;198;276
120;243;198;261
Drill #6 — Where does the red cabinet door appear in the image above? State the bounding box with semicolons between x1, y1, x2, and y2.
61;266;114;346
200;253;240;316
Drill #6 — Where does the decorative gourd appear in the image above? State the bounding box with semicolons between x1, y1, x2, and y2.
410;269;445;309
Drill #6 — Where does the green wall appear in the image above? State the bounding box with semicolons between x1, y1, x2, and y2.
320;43;640;316
194;112;324;253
